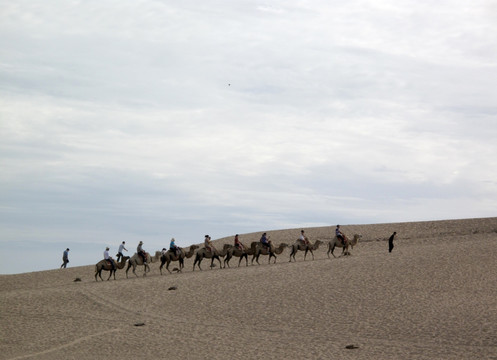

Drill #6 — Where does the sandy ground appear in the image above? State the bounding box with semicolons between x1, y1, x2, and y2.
1;217;497;359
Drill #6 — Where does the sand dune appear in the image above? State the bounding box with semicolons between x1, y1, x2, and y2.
1;217;497;359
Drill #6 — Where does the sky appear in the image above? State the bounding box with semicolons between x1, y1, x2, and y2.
1;0;496;274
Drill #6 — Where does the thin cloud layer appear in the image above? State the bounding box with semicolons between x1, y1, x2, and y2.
1;0;496;273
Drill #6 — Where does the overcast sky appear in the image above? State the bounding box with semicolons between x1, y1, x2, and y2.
1;0;496;274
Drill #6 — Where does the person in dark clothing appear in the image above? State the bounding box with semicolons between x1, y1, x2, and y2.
388;232;397;253
260;232;270;251
61;248;69;268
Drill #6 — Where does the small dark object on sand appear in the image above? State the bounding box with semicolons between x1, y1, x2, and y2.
168;286;177;291
345;344;359;349
134;322;145;326
74;277;82;282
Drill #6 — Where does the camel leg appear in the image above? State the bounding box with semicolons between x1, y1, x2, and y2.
95;267;102;281
331;244;336;258
125;263;132;278
143;264;149;276
215;256;222;269
166;260;173;274
107;270;112;281
194;255;202;271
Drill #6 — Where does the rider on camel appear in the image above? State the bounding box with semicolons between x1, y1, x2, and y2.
260;232;270;251
116;241;127;262
104;247;115;270
336;225;348;246
170;237;180;257
300;229;310;246
137;241;147;265
205;235;216;254
234;234;245;251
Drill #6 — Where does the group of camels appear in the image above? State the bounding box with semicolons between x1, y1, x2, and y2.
94;234;361;281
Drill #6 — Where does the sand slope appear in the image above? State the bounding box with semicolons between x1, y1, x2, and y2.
1;218;497;359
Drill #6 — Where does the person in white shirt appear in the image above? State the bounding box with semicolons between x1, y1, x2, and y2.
104;247;116;270
300;230;310;246
137;241;147;264
117;241;127;262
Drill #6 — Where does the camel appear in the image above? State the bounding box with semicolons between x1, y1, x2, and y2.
252;241;288;265
327;234;361;258
193;244;230;271
159;245;199;275
126;252;159;278
289;239;323;262
94;256;130;281
223;243;255;268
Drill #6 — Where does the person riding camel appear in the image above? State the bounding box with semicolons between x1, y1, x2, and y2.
137;241;147;265
170;237;180;257
205;235;216;254
336;225;348;246
260;232;270;251
104;247;116;270
116;241;127;262
234;234;245;251
300;230;310;246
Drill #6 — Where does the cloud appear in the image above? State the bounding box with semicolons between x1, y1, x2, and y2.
1;0;496;273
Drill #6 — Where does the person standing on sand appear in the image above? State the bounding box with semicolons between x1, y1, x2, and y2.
388;232;397;253
116;241;127;262
61;248;69;268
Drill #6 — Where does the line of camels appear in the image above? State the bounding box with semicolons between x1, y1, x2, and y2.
95;234;361;281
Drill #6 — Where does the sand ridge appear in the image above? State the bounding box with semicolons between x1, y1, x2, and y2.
1;217;496;359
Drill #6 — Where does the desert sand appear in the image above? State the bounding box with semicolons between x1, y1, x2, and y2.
1;217;497;359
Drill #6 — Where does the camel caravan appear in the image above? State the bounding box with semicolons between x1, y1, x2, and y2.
94;228;361;281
